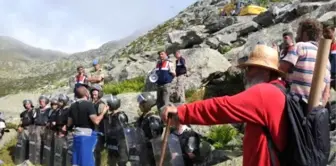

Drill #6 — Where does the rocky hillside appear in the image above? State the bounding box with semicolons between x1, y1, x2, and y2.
1;0;336;165
0;36;68;78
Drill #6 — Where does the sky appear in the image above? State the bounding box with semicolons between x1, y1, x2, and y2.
0;0;196;54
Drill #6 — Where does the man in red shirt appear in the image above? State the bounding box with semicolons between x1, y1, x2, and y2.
161;45;288;166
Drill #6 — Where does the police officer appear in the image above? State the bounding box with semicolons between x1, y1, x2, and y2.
48;98;59;131
136;92;164;165
43;98;59;165
53;94;71;166
104;95;128;166
14;100;34;164
55;94;70;136
30;95;51;165
90;85;107;166
171;116;201;166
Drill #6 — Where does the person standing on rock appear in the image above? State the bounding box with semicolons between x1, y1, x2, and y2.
161;45;288;166
74;65;89;99
279;18;331;106
155;51;176;111
87;59;105;88
175;50;187;103
278;32;295;61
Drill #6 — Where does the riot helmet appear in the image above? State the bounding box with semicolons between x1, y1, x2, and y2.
58;94;69;105
90;84;104;99
104;94;121;111
137;92;156;111
50;98;58;105
38;95;50;104
23;99;33;109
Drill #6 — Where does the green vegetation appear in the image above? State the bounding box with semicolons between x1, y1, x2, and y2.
207;125;241;149
186;88;205;103
103;76;145;95
6;123;17;130
0;138;17;164
218;45;232;54
0;71;72;97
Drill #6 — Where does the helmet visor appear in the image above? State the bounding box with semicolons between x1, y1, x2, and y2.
137;94;146;104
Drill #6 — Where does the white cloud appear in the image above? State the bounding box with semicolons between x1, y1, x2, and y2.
0;0;197;53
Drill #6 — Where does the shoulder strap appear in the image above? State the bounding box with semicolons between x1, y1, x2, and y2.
264;83;286;166
262;127;280;166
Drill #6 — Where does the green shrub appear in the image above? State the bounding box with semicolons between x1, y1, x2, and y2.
6;123;17;130
0;138;17;164
186;89;205;103
103;76;145;95
207;125;239;149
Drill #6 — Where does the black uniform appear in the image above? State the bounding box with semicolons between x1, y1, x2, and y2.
54;107;70;134
14;109;34;165
172;128;201;166
93;100;106;166
29;107;51;165
136;111;163;165
105;111;129;166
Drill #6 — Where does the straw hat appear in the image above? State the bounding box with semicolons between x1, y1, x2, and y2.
237;45;284;75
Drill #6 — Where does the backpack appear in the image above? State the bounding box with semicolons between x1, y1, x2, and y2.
264;83;330;166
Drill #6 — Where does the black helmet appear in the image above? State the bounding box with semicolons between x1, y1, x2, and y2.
90;84;104;99
58;94;69;104
50;98;58;105
38;95;50;104
137;92;156;110
104;94;120;111
23;99;33;108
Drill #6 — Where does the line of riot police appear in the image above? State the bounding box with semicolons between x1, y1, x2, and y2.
14;84;210;166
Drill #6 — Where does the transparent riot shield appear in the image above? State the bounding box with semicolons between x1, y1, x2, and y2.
28;127;39;164
151;134;184;166
66;133;73;166
123;127;149;165
14;131;29;165
106;127;128;163
42;129;55;166
54;136;68;166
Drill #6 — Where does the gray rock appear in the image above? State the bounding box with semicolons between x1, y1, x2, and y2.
297;2;326;16
144;48;231;92
318;11;336;23
214;21;259;37
205;16;237;34
253;3;299;27
167;28;207;49
206;32;238;49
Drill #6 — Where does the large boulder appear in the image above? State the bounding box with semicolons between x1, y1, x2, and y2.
253;2;299;27
144;47;232;92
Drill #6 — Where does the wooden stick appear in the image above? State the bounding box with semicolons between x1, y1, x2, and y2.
308;38;332;112
159;113;172;166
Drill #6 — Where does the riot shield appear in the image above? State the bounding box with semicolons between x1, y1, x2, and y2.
151;134;184;166
66;134;73;166
54;136;68;166
106;127;128;162
42;129;55;166
28;127;39;164
123;127;149;165
14;132;29;165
